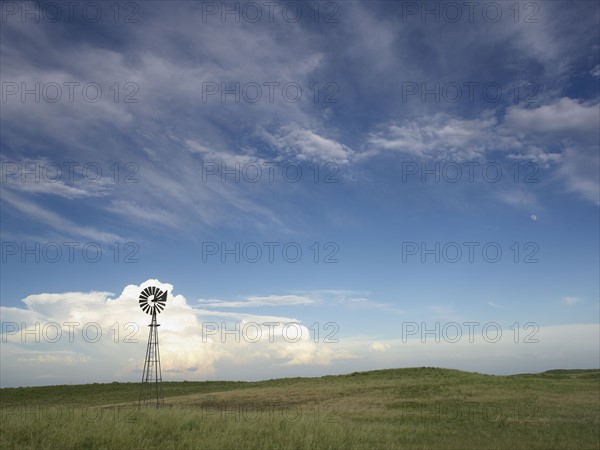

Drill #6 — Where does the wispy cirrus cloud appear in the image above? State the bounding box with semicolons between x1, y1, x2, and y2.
366;97;599;205
259;124;354;165
197;294;315;308
1;189;124;243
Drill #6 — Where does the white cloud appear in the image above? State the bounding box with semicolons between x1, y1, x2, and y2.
294;289;403;314
505;98;600;137
0;280;354;386
197;295;315;308
2;282;599;386
355;324;600;376
0;157;113;200
367;111;509;160
17;352;91;365
369;342;391;353
1;190;124;243
496;189;537;208
0;7;340;237
261;124;354;165
184;139;261;167
561;297;579;307
335;297;403;314
556;146;600;205
506;148;562;169
368;98;599;205
506;99;599;205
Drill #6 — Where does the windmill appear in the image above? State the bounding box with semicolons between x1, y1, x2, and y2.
138;286;167;407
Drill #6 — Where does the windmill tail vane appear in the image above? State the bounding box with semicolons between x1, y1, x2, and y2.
138;286;167;408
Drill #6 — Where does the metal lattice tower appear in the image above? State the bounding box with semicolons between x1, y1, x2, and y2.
138;286;167;407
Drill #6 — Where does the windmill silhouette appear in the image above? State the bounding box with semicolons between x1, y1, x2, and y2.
138;286;167;407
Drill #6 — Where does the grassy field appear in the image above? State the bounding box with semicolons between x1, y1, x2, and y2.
1;367;598;449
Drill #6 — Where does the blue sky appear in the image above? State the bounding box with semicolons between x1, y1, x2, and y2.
1;1;599;387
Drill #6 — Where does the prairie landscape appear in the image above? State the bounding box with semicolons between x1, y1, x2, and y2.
2;368;599;449
2;1;599;450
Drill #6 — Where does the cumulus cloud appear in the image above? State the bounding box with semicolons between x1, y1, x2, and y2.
2;281;599;386
0;280;354;386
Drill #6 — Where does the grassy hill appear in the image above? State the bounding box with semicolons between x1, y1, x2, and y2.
1;367;599;449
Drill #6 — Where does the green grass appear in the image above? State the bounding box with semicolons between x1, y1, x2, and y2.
1;368;599;449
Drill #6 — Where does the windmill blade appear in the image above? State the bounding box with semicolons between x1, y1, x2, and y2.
138;286;168;315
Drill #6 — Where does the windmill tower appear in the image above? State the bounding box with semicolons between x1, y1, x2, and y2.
138;286;167;407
